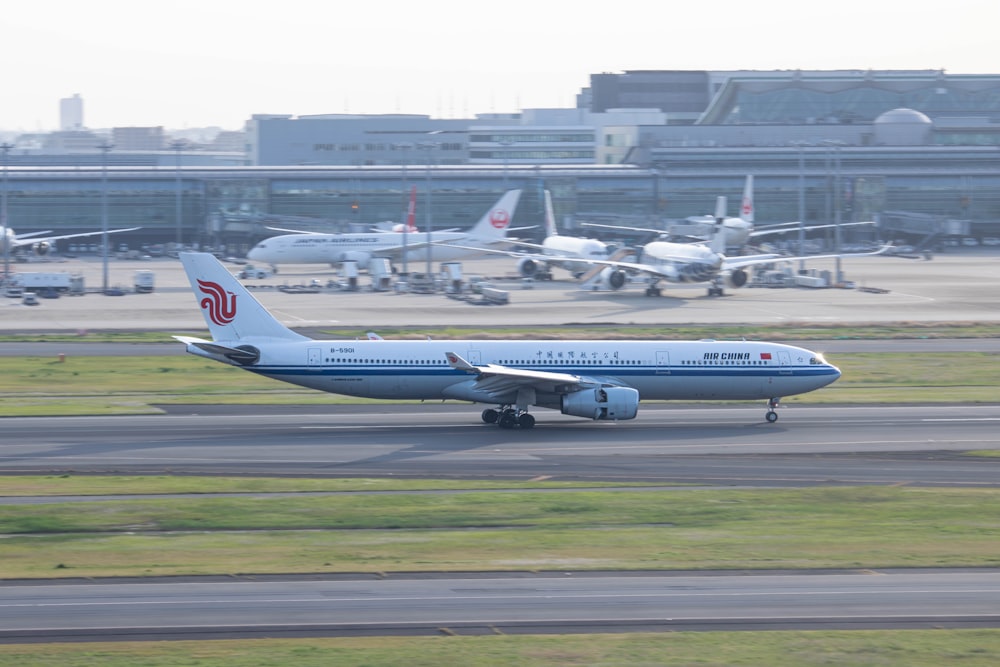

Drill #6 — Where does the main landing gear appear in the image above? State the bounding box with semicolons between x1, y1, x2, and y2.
765;397;780;423
481;406;536;429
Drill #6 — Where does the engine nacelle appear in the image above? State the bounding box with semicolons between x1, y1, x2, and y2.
597;266;628;291
561;386;639;421
32;241;52;256
517;257;542;277
722;268;748;289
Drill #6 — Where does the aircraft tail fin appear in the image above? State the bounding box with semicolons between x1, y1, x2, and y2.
466;189;522;241
543;189;558;237
179;252;308;343
740;175;754;224
405;184;417;231
710;196;729;254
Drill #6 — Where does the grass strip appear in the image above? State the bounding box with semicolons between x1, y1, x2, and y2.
0;630;998;666
1;486;998;578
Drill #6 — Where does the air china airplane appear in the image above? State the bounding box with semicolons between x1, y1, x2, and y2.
175;252;842;427
246;189;521;272
1;224;140;258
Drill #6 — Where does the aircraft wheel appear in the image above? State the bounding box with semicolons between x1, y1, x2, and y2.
481;408;499;424
766;410;779;423
517;413;536;429
498;412;518;429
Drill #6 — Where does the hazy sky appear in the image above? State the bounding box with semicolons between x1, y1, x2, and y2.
3;0;998;131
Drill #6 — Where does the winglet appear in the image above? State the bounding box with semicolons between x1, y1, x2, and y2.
445;351;478;372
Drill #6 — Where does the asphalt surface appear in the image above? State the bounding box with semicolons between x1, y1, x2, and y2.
3;570;999;641
2;249;999;332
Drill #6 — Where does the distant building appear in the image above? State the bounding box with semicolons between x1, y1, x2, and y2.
112;126;165;151
59;94;84;131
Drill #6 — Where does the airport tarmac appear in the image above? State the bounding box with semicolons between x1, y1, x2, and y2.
2;249;998;332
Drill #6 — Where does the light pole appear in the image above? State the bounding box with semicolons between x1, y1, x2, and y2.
98;141;113;293
170;139;185;248
498;137;513;186
392;142;413;276
822;140;845;283
1;142;11;284
790;141;807;272
417;141;437;282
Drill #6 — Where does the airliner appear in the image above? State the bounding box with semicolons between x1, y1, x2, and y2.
246;190;521;272
582;175;756;250
504;190;611;279
584;175;875;251
1;224;141;258
579;196;890;297
175;252;842;427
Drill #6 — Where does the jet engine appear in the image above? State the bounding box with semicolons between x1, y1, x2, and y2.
561;386;639;420
32;241;52;256
595;266;628;291
517;257;542;277
722;268;748;289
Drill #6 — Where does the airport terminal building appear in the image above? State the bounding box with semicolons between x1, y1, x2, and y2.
4;69;1000;255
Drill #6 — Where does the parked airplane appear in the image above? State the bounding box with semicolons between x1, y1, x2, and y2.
504;190;611;279
1;224;141;258
371;185;419;233
584;175;875;250
246;190;521;272
579;196;890;297
582;175;756;250
175;252;842;427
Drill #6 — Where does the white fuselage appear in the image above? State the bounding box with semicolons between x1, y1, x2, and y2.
210;338;838;404
247;230;496;267
542;236;609;274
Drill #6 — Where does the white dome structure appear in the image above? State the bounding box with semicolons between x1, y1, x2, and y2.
873;108;933;145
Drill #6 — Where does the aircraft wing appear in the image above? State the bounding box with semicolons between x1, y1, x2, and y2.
750;220;877;238
722;244;894;271
13;226;142;248
445;351;600;397
265;226;316;234
581;221;664;236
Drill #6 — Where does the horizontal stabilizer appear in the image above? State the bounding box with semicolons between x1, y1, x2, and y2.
173;335;259;365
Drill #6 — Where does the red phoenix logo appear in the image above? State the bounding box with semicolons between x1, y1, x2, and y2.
197;279;237;326
490;209;510;229
741;197;753;217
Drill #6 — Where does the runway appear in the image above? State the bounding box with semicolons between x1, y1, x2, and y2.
2;405;999;485
2;570;999;642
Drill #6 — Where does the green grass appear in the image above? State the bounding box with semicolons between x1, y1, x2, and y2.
1;631;999;667
1;486;998;578
2;350;999;416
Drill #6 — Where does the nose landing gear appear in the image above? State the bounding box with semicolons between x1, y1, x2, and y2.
765;397;780;423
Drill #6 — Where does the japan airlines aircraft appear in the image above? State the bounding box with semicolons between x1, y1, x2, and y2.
246;190;521;272
1;224;141;258
579;196;890;297
175;252;842;427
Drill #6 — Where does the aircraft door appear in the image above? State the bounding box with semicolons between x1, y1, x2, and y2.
778;350;792;375
308;347;322;369
467;350;482;365
655;351;671;374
